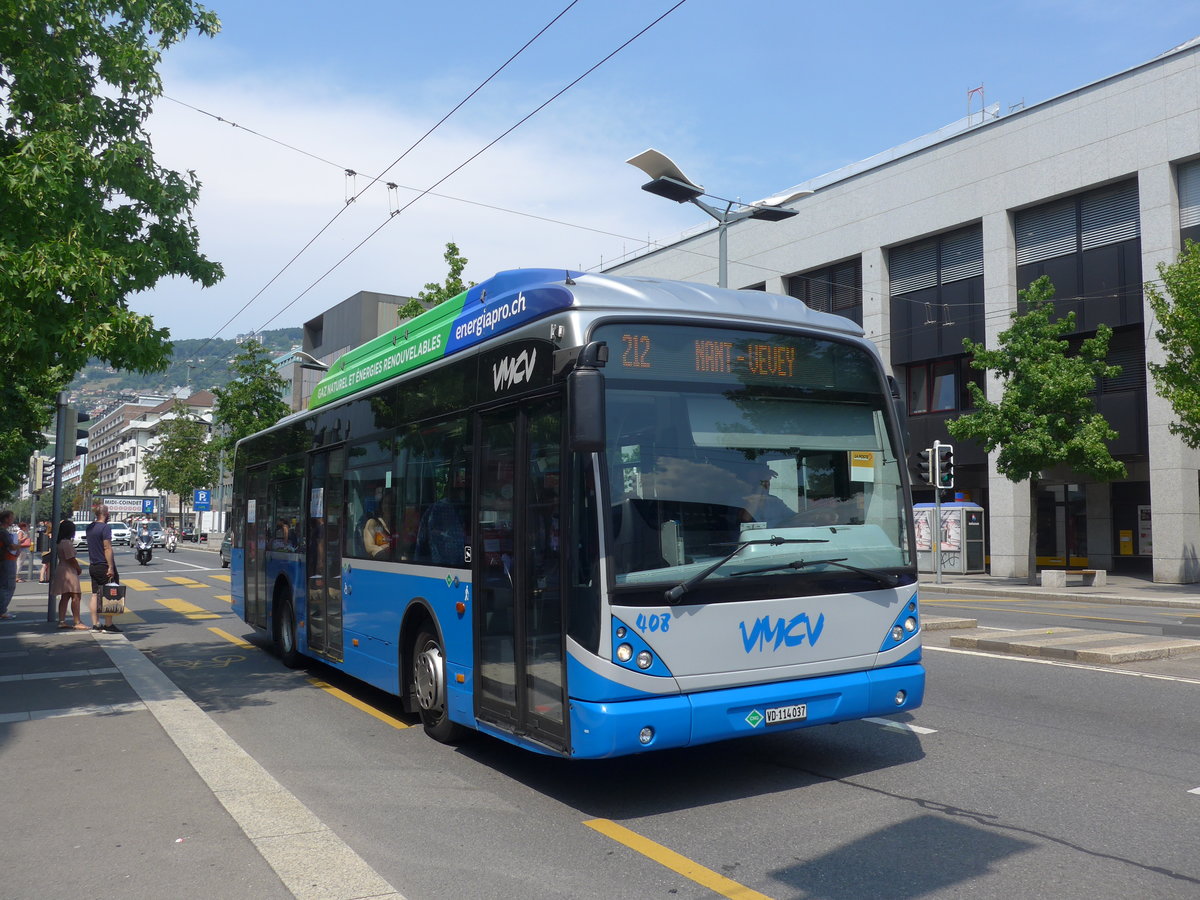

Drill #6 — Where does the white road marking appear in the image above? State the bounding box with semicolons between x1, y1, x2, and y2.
863;716;937;734
0;667;119;682
926;645;1200;685
0;701;145;723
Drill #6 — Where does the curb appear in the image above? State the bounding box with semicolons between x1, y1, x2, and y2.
948;627;1200;664
918;581;1200;610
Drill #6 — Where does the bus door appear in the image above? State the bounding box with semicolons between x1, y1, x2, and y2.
306;446;345;662
474;397;566;750
245;466;269;629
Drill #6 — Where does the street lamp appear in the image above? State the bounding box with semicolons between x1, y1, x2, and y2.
627;148;813;288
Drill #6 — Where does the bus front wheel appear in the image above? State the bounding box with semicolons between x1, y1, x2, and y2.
275;599;302;669
413;628;467;743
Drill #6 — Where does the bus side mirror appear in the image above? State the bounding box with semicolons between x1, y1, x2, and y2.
568;368;605;452
567;341;608;452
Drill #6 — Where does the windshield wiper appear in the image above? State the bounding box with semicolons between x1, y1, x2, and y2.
664;536;828;604
729;557;901;588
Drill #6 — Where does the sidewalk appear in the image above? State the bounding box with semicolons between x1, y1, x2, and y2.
918;570;1200;609
918;571;1200;665
0;580;402;900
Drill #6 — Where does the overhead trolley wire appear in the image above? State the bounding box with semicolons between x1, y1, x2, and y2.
185;0;584;357
254;0;692;332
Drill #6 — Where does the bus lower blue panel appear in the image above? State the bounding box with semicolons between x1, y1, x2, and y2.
568;663;925;759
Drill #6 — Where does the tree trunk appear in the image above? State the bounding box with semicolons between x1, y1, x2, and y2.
1027;478;1039;585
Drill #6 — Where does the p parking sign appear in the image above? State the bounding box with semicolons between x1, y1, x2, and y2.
193;489;212;512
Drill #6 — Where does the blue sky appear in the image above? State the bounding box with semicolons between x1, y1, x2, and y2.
142;0;1199;340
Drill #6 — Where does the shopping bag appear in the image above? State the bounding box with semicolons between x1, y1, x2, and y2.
101;582;127;616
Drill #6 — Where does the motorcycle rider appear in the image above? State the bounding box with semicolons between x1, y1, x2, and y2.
166;526;177;553
135;524;153;565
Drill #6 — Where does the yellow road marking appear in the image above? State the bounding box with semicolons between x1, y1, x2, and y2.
215;594;232;603
120;578;154;592
165;575;207;589
584;819;773;900
209;627;254;649
211;574;231;583
156;597;222;620
923;597;1037;604
307;678;410;730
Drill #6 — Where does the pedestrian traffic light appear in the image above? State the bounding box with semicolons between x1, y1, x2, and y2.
937;444;954;489
916;448;933;484
27;454;52;493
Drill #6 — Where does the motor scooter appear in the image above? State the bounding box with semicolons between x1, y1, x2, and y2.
166;533;177;553
135;533;153;566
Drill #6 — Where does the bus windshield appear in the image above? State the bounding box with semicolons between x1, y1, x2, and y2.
597;323;912;591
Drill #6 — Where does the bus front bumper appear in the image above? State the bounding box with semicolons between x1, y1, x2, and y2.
567;663;925;759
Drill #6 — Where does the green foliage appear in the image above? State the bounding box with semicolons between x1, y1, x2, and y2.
948;276;1127;484
143;402;219;513
211;340;291;459
71;462;99;512
396;242;474;319
1147;239;1200;448
0;0;223;496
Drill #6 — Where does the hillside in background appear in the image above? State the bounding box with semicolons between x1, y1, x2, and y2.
69;328;302;413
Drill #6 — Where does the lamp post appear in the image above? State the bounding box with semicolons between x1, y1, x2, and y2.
627;148;813;288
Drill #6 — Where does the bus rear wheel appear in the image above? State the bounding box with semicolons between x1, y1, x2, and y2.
413;628;467;743
275;599;302;669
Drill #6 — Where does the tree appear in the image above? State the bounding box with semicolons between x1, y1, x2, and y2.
947;276;1126;582
211;339;290;459
70;461;99;514
1146;239;1200;447
143;402;219;526
0;1;224;496
396;242;475;319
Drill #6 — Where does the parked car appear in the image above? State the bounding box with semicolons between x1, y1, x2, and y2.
219;533;231;568
181;527;200;542
109;522;131;546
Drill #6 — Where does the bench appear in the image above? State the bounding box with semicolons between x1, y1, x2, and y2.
1040;568;1107;588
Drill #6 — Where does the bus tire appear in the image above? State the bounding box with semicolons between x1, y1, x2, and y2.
275;598;302;669
413;628;467;743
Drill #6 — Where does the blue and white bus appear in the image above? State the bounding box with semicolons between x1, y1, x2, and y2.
231;269;924;758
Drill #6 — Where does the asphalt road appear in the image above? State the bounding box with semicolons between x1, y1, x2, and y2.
88;547;1200;898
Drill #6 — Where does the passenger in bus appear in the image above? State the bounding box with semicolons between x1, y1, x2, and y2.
363;493;396;559
415;488;465;565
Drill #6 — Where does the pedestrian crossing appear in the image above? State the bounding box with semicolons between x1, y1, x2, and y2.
104;571;235;626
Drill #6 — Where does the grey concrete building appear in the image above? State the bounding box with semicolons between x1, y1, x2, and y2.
606;37;1200;583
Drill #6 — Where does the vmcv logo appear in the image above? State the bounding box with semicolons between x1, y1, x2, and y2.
739;612;826;653
492;348;537;392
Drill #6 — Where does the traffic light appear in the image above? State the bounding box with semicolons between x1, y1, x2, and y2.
937;444;954;489
28;455;52;493
916;448;933;484
62;406;89;461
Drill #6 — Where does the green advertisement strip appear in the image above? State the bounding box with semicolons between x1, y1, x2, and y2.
308;291;468;409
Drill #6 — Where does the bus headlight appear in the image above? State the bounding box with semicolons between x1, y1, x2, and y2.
904;616;917;633
615;626;627;639
616;643;633;662
636;651;653;669
639;726;655;745
891;626;904;642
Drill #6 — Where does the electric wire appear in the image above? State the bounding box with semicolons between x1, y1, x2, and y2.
254;0;692;332
186;0;584;356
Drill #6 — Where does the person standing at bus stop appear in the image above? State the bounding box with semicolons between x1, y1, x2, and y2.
85;504;120;633
0;510;18;619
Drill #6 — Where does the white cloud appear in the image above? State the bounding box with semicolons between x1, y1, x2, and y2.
138;66;705;339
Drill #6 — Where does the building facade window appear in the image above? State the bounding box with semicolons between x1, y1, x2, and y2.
888;225;984;366
1178;158;1200;245
1014;179;1142;332
905;358;981;415
787;257;862;325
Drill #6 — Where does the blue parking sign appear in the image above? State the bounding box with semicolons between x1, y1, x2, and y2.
193;489;212;511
